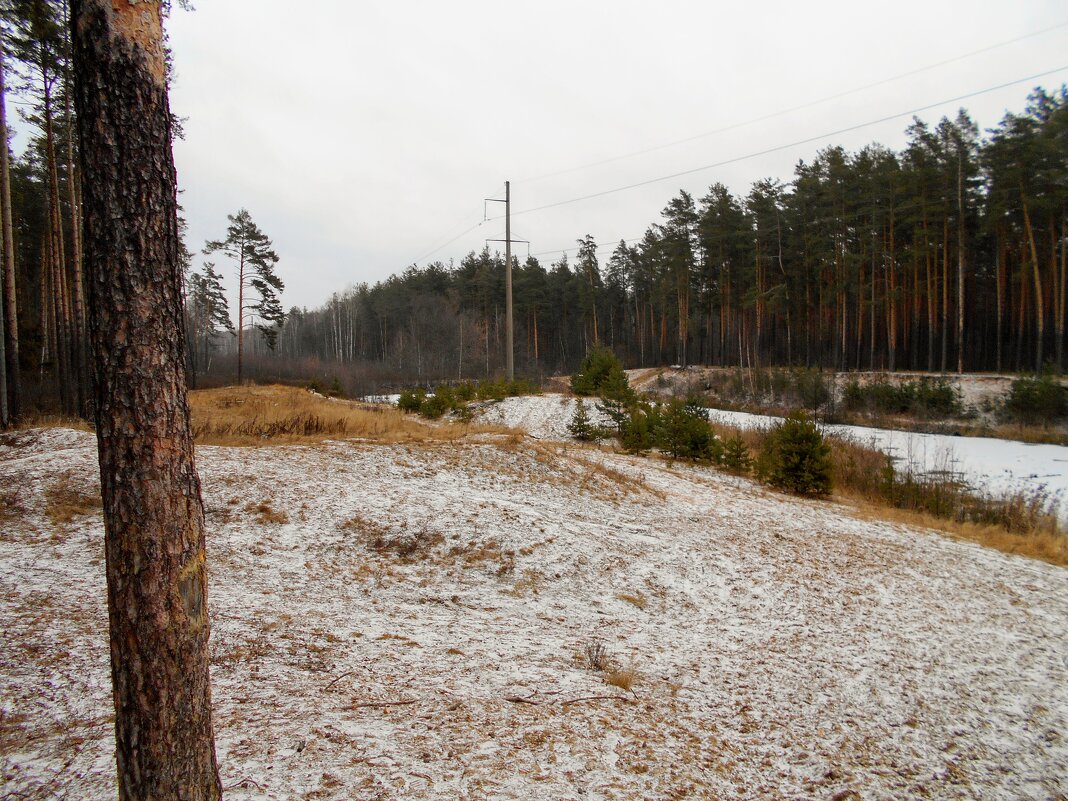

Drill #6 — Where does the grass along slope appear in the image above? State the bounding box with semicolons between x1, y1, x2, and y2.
189;384;490;445
1;425;1066;800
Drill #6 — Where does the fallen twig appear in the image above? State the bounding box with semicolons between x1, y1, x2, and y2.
223;776;267;791
560;695;634;707
324;670;354;690
347;699;418;709
505;695;541;705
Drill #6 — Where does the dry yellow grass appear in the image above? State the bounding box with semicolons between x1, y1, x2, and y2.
844;498;1068;567
44;475;101;526
605;667;639;693
617;592;647;610
14;414;93;433
244;501;289;525
189;384;480;446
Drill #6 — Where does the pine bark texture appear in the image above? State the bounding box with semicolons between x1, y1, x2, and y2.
72;1;222;799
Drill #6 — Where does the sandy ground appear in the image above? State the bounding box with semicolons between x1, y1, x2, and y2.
1;424;1067;800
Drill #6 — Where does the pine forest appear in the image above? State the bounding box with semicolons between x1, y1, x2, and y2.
0;0;1066;420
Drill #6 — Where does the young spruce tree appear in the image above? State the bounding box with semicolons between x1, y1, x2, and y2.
204;208;284;383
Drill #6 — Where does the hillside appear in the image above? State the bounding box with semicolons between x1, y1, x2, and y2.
2;422;1066;800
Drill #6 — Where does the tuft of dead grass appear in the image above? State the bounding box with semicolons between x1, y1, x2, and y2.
604;667;640;693
188;384;482;446
244;501;289;525
44;475;101;526
344;514;447;563
0;488;26;526
617;592;647;610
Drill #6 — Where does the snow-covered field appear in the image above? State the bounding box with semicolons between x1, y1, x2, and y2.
2;423;1067;800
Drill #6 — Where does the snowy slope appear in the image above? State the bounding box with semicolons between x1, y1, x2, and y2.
1;426;1066;800
480;393;1068;515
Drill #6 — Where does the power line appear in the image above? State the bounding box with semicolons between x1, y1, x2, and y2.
410;220;486;266
512;20;1068;188
502;65;1068;220
407;182;503;265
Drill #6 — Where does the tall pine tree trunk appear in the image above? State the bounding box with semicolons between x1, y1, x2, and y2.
1021;193;1043;371
957;152;965;374
941;219;949;373
72;1;222;798
237;252;245;383
996;229;1005;373
1058;219;1065;371
64;1;89;415
0;38;18;421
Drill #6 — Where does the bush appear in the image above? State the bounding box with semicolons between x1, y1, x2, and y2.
653;398;721;462
756;411;832;495
571;348;627;397
477;379;508;402
398;388;425;413
1004;372;1067;426
418;393;451;419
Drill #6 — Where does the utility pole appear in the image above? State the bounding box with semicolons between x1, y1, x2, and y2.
485;181;528;382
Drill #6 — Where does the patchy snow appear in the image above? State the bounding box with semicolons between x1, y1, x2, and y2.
360;394;401;405
474;394;612;440
2;425;1067;800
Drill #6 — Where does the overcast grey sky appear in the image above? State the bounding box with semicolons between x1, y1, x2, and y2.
166;1;1068;312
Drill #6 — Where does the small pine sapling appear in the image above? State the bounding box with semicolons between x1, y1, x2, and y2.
721;435;752;474
568;399;603;441
755;411;832;495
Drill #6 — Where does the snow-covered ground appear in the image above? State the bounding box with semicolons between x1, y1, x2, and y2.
2;424;1066;800
475;394;613;441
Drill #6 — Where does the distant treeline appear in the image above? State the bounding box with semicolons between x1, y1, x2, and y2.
266;87;1067;386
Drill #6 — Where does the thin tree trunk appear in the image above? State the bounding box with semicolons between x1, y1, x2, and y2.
1058;219;1065;371
64;0;88;414
0;38;18;421
44;66;78;412
957;151;965;374
237;251;245;383
996;230;1005;373
72;1;222;798
1021;193;1044;371
39;238;52;376
941;218;949;373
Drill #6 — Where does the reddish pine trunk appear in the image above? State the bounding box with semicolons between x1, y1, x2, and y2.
72;1;222;799
0;38;18;420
